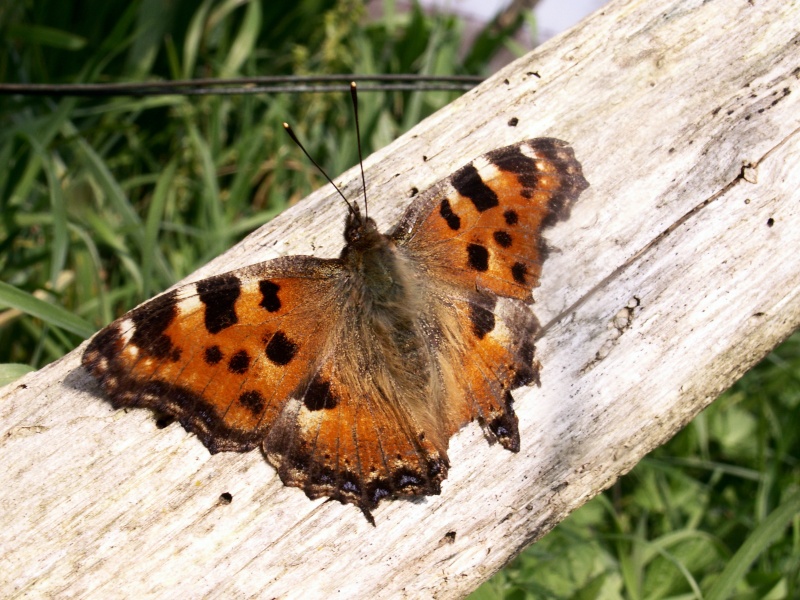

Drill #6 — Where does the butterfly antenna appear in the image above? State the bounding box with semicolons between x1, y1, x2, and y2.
283;122;355;214
349;82;369;219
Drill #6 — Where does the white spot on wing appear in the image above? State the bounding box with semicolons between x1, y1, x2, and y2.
473;155;501;181
297;399;326;431
176;283;202;315
118;319;135;346
519;143;539;159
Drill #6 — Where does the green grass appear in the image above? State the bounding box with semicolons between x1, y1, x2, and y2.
2;1;798;598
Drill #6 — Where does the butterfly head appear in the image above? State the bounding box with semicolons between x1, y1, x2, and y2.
343;203;381;249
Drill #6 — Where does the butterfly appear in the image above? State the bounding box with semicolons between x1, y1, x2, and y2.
82;107;588;524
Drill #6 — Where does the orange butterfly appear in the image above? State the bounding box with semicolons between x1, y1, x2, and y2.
83;99;588;524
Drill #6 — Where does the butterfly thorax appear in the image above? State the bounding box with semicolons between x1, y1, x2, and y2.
340;208;410;307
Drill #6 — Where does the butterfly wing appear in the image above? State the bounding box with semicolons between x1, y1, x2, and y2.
83;254;449;520
82;257;346;454
392;138;588;447
262;338;449;521
393;138;588;301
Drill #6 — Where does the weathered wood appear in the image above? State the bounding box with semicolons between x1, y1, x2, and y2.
2;0;799;597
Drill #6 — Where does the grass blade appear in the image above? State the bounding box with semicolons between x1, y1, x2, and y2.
0;281;94;338
705;489;800;600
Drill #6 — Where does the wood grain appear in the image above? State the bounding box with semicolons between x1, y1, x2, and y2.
2;0;799;597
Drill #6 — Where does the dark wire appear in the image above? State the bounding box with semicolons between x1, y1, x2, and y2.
0;75;483;97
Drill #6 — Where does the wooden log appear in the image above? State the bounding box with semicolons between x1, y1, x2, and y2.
1;0;799;597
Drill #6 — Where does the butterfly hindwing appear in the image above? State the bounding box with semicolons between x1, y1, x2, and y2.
431;291;542;452
263;348;449;519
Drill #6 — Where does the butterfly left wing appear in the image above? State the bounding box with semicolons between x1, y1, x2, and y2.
82;257;347;454
83;255;451;522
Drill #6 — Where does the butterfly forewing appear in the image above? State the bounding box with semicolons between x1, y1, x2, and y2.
83;257;346;453
393;138;588;302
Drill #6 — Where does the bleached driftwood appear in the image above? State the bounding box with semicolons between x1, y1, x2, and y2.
2;0;799;597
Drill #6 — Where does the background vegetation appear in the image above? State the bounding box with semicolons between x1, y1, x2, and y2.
1;1;797;598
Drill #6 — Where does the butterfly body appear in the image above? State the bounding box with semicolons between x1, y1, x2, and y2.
83;138;588;522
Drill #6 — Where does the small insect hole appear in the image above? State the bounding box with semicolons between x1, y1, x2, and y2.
767;217;775;227
444;531;456;544
219;492;233;504
508;117;519;127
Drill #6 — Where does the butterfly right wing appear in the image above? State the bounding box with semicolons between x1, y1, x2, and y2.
390;139;588;451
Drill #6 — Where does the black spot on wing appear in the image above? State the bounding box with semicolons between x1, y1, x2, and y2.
493;230;512;248
197;274;241;334
520;339;535;365
512;363;537;388
259;280;281;312
467;244;489;272
304;376;338;411
451;164;498;212
265;331;298;366
469;304;495;340
130;290;179;360
228;350;250;374
238;390;265;415
204;345;223;365
511;261;528;284
504;209;519;225
439;198;461;231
